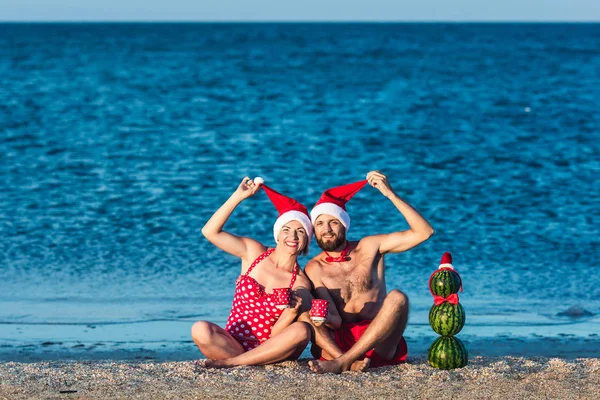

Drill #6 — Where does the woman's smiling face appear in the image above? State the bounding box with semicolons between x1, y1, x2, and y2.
276;220;309;255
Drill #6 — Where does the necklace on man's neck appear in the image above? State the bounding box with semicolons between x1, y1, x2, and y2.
324;241;351;262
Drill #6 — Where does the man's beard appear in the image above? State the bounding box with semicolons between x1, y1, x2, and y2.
316;231;346;252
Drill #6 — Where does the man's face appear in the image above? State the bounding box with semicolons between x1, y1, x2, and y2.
314;214;346;251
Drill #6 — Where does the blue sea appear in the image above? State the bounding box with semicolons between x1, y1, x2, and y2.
1;23;599;361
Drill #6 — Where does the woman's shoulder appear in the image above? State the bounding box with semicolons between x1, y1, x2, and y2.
293;268;313;289
239;241;270;274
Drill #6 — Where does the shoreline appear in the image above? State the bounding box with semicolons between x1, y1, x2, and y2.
3;333;600;363
2;356;599;399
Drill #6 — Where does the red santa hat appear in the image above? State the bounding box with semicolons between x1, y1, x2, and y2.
438;252;454;269
259;181;313;242
310;180;368;232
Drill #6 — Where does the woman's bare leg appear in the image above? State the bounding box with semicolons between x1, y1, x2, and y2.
191;321;244;360
205;322;311;368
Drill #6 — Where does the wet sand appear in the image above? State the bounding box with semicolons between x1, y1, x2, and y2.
1;356;598;399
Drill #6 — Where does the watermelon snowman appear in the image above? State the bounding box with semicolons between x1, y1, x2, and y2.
427;252;468;369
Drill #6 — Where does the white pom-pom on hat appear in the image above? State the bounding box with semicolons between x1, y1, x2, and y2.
253;177;264;185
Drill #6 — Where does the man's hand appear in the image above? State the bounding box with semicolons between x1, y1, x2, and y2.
363;170;434;254
366;170;394;198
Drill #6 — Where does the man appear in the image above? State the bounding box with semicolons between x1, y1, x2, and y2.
303;170;434;374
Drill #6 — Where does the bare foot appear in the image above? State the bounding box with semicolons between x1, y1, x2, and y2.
308;360;320;373
204;359;233;369
308;359;346;374
350;358;370;372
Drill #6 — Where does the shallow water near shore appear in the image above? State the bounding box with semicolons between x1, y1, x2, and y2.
1;22;599;361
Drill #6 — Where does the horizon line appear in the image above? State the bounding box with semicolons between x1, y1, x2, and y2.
1;20;599;24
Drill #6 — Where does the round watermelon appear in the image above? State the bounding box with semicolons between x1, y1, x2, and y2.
429;302;465;336
429;269;461;297
428;336;468;370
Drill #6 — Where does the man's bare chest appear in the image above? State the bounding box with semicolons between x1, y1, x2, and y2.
322;261;376;301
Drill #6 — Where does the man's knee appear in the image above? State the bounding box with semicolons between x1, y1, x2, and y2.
297;312;323;341
297;311;312;324
191;321;215;344
386;289;409;310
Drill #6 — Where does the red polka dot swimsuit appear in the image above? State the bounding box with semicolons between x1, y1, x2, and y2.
225;249;298;352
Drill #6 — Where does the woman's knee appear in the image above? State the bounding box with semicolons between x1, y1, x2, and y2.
290;322;312;345
191;321;216;344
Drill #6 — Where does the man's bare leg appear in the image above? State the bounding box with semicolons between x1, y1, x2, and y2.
191;321;244;360
309;290;408;374
205;322;311;368
373;292;410;359
298;312;343;359
298;313;370;373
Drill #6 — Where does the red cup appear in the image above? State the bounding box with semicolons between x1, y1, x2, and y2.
273;288;291;309
310;299;329;323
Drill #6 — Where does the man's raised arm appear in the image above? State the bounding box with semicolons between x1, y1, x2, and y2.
365;170;434;254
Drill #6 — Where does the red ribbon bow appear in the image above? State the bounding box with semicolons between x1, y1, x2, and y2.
325;255;350;262
433;293;459;306
324;242;351;263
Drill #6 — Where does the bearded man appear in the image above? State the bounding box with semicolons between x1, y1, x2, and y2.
303;170;434;374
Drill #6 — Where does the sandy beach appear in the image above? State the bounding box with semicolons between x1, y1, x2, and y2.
1;356;599;399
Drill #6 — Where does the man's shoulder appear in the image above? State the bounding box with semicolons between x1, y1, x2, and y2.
353;236;381;253
307;251;327;264
304;255;325;274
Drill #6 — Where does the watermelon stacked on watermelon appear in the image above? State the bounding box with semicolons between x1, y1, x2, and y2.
427;252;468;370
428;336;468;370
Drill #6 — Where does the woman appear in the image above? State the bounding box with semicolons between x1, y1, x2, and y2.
191;176;313;368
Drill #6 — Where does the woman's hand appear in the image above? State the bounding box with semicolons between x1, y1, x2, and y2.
269;289;307;337
201;176;266;261
234;176;262;201
288;291;303;315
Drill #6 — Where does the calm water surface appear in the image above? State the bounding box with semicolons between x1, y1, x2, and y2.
1;23;599;359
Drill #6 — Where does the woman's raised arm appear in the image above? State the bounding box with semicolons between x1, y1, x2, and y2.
201;177;264;260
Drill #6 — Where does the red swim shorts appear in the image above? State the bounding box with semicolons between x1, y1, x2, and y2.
326;320;408;368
